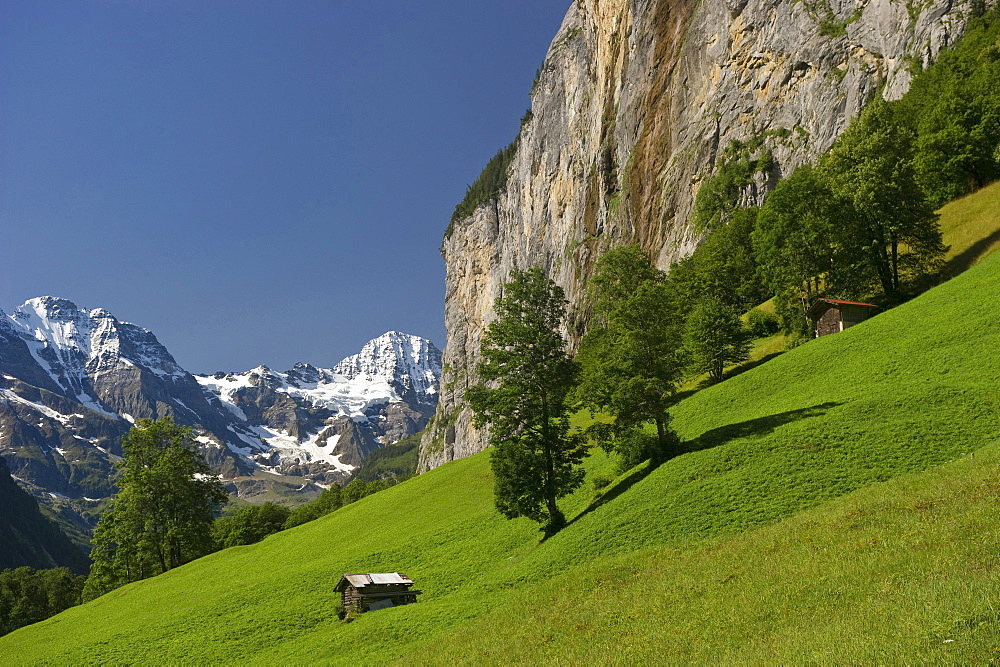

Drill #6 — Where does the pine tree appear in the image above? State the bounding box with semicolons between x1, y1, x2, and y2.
466;267;585;536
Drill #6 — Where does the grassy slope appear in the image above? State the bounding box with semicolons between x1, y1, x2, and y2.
940;179;1000;276
4;245;1000;661
708;178;1000;387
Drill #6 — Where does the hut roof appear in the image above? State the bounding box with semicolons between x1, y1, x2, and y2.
334;573;414;591
807;298;878;318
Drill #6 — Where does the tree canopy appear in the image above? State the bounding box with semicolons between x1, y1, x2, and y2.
466;267;585;535
821;99;946;300
212;502;291;549
684;297;751;384
84;418;227;601
575;246;685;469
0;567;84;637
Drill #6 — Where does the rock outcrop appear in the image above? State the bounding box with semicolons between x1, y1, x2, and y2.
419;0;985;470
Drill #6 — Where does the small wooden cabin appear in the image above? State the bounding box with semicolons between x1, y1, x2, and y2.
808;298;878;337
334;573;421;613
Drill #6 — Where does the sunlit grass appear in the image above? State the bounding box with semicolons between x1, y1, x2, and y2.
938;179;1000;272
4;246;1000;662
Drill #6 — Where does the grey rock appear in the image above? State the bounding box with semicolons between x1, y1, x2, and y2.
419;0;989;470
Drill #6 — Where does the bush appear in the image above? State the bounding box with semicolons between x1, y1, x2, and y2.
609;426;682;474
591;476;613;494
213;502;292;549
746;308;780;337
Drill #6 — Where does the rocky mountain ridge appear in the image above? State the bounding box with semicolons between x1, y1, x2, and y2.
419;0;990;470
0;297;440;543
196;331;441;479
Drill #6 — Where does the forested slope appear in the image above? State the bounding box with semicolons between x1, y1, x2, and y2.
0;458;88;575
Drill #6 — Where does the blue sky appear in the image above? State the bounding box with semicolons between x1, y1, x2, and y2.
0;1;570;373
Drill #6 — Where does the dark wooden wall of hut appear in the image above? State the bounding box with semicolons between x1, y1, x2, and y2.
815;307;842;337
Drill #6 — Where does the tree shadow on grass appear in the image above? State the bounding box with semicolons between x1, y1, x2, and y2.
942;226;1000;279
680;350;788;395
684;401;842;453
723;350;787;382
566;460;656;530
565;401;842;530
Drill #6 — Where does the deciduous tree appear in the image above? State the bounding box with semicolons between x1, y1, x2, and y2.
212;502;291;548
684;297;751;384
83;418;227;600
575;246;685;469
753;164;865;332
466;267;585;536
821;99;946;300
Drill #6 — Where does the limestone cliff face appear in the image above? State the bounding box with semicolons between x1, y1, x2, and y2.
419;0;983;470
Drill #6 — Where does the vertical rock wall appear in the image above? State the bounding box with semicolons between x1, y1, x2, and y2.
419;0;984;471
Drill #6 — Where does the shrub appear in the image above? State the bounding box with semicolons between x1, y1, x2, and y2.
213;502;291;548
591;476;613;494
746;308;780;337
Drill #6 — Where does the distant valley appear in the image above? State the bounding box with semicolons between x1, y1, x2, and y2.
0;296;441;546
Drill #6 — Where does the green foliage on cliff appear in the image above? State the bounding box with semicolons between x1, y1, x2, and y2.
691;138;772;232
445;139;519;240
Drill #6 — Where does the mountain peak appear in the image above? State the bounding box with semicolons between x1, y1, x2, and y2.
332;332;441;403
16;296;86;322
4;297;186;395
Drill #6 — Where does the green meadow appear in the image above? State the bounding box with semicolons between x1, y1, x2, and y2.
4;195;1000;662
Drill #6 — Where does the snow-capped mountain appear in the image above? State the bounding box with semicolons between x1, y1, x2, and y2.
0;297;441;542
332;332;440;405
195;332;442;482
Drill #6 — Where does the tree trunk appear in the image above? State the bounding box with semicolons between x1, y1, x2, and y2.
654;417;667;464
540;392;560;535
891;236;900;293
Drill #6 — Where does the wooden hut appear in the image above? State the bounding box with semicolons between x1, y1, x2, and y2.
808;298;878;337
334;573;421;613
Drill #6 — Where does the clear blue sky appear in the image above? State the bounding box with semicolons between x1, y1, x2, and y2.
1;1;570;373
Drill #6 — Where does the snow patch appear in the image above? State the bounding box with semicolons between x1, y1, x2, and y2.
173;397;199;418
194;435;220;448
250;426;353;471
0;389;73;424
76;392;118;419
